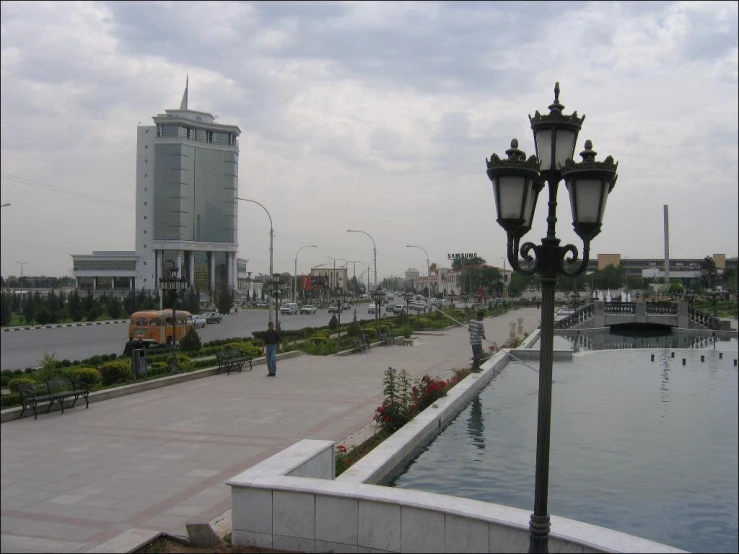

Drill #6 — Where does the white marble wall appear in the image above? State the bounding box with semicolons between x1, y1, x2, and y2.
229;474;685;553
227;353;686;554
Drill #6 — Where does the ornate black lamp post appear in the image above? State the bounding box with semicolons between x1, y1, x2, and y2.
159;263;190;374
371;287;383;329
485;83;618;553
269;277;285;331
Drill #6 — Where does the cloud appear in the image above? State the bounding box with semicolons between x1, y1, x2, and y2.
0;0;737;280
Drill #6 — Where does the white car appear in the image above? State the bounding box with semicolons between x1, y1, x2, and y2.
280;302;299;315
300;305;317;314
368;304;377;314
192;316;207;329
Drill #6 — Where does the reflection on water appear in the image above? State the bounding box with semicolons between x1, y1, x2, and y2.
467;397;485;452
563;330;737;351
389;348;739;553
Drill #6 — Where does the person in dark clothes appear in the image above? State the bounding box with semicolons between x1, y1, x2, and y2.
263;322;281;376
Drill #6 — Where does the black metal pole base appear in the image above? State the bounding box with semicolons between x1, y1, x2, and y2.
529;513;551;553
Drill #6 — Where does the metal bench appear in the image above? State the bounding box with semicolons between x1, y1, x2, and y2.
215;349;252;375
352;338;369;354
18;377;91;420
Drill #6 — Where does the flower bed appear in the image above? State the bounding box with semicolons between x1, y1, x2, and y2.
334;365;471;476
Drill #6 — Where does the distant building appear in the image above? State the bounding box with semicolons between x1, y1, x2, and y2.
405;268;420;281
587;253;736;287
71;79;242;298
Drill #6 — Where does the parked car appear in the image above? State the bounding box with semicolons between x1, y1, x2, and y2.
280;302;299;315
202;312;222;323
393;304;406;314
385;304;395;313
192;315;207;329
368;304;377;314
300;304;317;314
328;305;339;314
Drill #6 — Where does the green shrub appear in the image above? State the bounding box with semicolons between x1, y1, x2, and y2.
99;361;133;386
8;377;35;394
147;361;170;377
24;368;34;374
0;375;9;387
180;328;203;352
224;342;261;358
86;355;104;367
13;369;23;376
1;370;13;377
100;354;111;362
361;327;378;340
61;359;72;367
1;393;21;409
345;321;361;337
69;367;102;387
398;326;413;339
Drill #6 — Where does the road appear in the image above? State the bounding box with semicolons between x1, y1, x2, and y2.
0;306;399;370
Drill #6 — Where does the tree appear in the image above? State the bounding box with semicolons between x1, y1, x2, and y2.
723;266;737;291
0;292;12;326
22;293;35;324
668;280;684;294
180;327;202;352
700;256;718;290
68;291;84;321
592;265;624;290
216;281;233;315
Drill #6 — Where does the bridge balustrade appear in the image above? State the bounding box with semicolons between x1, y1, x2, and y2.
555;302;595;329
646;303;678;315
688;306;720;331
603;302;636;315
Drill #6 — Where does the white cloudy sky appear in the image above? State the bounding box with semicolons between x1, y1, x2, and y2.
1;1;737;281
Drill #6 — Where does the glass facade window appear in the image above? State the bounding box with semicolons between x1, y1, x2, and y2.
153;143;237;243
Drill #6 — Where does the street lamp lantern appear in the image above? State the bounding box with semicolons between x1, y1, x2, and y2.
561;141;618;242
486;139;542;236
485;82;618;554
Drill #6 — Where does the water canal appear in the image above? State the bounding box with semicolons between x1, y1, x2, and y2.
389;339;738;553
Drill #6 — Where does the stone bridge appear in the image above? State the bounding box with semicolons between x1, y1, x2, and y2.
555;301;722;330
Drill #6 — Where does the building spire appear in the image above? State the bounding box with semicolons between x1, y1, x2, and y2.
179;73;189;110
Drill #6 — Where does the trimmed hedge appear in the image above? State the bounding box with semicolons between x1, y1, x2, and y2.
69;367;102;387
8;377;35;394
99;361;133;386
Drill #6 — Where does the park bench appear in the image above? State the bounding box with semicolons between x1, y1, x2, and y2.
215;349;252;375
352;337;370;354
18;377;91;420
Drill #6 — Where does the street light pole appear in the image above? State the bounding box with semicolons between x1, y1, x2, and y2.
486;83;618;553
407;245;430;313
347;229;377;289
16;261;28;302
238;197;274;324
294;245;317;302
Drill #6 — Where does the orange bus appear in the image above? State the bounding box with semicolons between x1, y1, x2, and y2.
127;309;194;349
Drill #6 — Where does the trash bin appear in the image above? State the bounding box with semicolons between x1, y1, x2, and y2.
132;348;148;379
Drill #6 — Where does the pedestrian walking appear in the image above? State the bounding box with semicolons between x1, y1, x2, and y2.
469;310;486;372
263;321;281;377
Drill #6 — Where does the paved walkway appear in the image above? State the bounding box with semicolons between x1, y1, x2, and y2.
0;309;541;553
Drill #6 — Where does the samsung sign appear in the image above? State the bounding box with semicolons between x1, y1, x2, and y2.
447;253;477;260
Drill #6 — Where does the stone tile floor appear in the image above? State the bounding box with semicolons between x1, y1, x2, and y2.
0;309;541;553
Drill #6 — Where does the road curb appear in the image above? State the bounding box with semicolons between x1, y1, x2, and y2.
0;350;304;423
1;319;129;332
